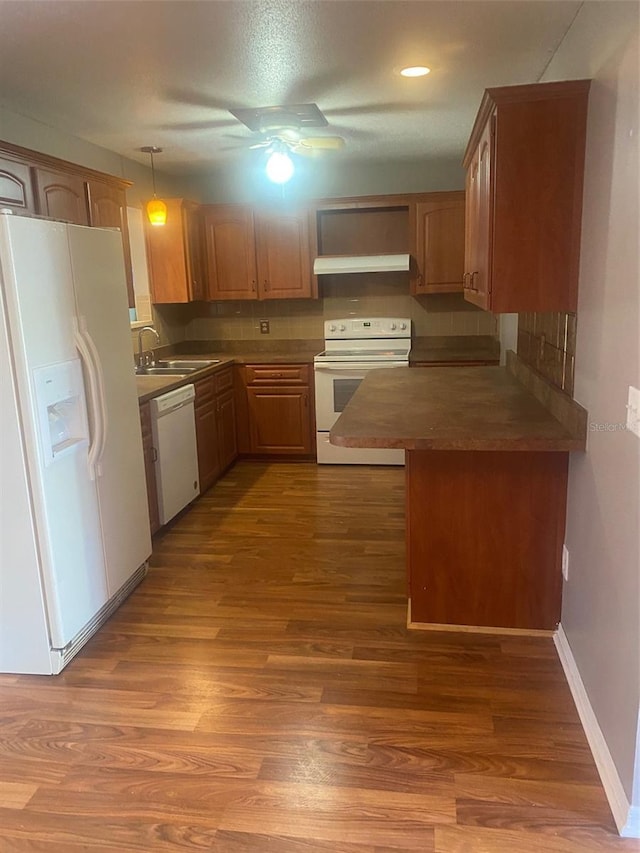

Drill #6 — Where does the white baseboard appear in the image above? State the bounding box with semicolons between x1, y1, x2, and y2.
554;624;638;838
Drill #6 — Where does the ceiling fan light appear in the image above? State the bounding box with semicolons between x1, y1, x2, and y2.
266;150;295;184
146;198;167;227
400;65;431;78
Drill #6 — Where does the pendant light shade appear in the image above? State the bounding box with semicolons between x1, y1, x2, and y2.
146;197;167;227
141;146;167;227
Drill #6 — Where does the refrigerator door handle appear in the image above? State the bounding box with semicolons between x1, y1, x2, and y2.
73;317;108;479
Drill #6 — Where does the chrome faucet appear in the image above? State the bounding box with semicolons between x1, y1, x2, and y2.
137;326;161;367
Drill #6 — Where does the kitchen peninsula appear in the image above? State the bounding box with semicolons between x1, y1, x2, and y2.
330;354;588;633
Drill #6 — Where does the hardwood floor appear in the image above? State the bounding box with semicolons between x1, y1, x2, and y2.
0;461;635;851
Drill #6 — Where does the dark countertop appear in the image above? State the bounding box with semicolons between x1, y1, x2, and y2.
409;336;500;364
135;349;319;404
329;366;587;452
135;337;500;405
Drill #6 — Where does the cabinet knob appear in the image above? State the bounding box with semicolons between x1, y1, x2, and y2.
251;280;257;291
264;279;269;291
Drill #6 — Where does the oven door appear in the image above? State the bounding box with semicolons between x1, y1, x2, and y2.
314;361;407;431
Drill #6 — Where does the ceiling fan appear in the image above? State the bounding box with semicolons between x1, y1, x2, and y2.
228;103;346;158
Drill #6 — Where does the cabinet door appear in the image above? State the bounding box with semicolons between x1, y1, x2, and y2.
216;388;238;471
195;399;221;493
247;386;312;455
34;167;89;225
184;202;206;301
145;198;195;304
0;155;36;215
203;205;257;300
139;403;160;535
86;179;135;306
413;201;465;294
255;210;313;299
464;116;493;310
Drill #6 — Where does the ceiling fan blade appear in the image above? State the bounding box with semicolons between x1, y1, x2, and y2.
297;136;345;151
249;140;271;150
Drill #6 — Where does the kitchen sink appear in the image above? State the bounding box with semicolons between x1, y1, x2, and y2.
157;359;220;369
135;366;198;376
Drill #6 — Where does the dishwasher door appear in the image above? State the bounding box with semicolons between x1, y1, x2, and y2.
150;384;199;525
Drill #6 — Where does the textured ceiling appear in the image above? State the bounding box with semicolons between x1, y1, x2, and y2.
0;0;582;175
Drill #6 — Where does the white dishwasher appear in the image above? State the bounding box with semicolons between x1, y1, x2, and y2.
150;384;199;525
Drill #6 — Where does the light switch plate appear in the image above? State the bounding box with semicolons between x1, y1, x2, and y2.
627;385;640;438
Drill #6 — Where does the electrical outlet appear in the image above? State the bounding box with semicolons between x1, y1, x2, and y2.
626;385;640;438
562;545;570;582
259;319;270;334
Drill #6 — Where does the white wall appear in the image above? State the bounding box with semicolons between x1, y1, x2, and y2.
542;0;639;831
0;106;187;206
184;154;465;204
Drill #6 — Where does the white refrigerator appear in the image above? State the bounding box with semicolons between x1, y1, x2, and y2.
0;213;152;674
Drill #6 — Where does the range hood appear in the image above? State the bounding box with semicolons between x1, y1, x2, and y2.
313;254;411;275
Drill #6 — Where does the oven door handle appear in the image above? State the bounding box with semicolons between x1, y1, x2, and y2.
314;362;408;371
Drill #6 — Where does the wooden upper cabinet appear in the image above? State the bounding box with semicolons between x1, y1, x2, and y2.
203;204;257;300
33;167;89;225
145;198;205;304
411;193;465;295
0;155;37;215
462;80;590;313
86;179;134;304
255;209;313;299
463;119;493;310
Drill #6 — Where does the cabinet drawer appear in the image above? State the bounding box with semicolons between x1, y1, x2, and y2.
194;375;215;406
214;367;234;394
244;364;310;385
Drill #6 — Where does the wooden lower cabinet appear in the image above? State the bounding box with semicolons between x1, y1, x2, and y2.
236;363;315;457
139;402;160;536
407;449;568;630
194;368;237;493
246;386;313;455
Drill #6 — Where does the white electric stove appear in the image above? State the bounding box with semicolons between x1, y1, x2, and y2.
314;317;411;465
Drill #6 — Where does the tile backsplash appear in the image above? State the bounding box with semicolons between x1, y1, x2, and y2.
154;277;497;343
517;312;576;396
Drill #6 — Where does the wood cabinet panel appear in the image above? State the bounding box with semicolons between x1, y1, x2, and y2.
0;141;134;306
255;210;313;299
194;369;237;493
247;386;313;455
412;196;465;295
139;402;160;535
407;449;568;630
86;179;134;306
236;363;314;458
195;398;221;493
0;155;36;215
216;388;238;472
462;80;589;312
317;206;409;255
203;204;257;300
34;167;89;225
145;198;205;304
243;364;310;385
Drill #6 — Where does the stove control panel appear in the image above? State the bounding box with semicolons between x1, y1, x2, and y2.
324;318;411;339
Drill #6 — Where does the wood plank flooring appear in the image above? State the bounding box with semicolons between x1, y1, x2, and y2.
0;461;635;851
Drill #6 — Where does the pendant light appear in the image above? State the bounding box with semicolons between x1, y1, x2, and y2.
141;146;167;227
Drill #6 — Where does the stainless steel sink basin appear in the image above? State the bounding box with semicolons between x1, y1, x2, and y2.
135;366;197;376
157;359;220;369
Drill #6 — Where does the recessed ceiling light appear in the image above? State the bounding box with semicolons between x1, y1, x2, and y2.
400;66;431;78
